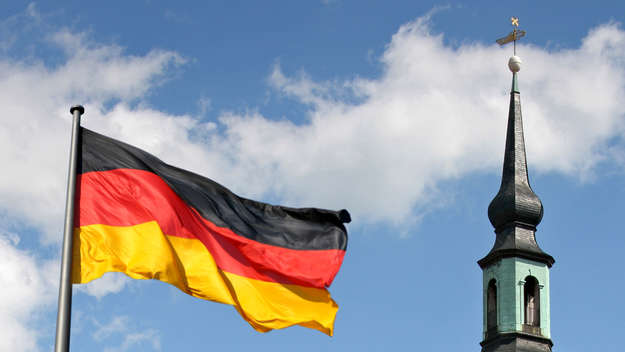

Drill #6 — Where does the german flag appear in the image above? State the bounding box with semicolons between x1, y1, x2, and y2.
72;128;349;335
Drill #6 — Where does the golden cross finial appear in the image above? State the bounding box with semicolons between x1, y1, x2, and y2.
496;17;526;55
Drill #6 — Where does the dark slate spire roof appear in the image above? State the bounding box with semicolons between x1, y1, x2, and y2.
479;63;554;268
487;72;543;230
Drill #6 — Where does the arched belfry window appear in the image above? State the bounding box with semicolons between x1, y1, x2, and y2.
487;279;497;330
524;276;540;327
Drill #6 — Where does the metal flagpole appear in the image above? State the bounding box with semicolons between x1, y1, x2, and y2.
54;105;84;352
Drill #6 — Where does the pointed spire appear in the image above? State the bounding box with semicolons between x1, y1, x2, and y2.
488;57;543;230
479;55;554;268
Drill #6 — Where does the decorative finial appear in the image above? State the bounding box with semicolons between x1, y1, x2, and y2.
496;16;526;56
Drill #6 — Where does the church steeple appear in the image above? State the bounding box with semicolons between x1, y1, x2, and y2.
488;70;542;231
478;19;555;352
479;58;554;269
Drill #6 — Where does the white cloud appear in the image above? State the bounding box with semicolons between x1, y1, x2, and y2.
0;232;57;352
93;316;130;341
201;18;625;224
197;96;212;117
75;272;129;299
1;10;625;245
93;316;161;352
0;13;185;243
103;329;161;352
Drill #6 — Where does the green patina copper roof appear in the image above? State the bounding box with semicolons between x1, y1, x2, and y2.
511;72;519;93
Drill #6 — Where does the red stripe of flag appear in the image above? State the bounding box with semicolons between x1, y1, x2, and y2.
76;169;345;288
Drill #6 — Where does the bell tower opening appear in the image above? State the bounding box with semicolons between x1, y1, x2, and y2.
524;276;540;327
487;279;498;331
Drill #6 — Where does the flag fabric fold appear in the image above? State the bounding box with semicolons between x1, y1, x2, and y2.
72;127;349;335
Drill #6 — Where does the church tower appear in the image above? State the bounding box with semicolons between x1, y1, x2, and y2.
478;26;555;352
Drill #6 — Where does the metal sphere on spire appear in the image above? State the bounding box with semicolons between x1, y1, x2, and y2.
508;55;522;72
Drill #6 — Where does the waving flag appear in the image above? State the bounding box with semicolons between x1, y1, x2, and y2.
72;127;349;335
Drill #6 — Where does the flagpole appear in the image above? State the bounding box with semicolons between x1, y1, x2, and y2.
54;105;84;352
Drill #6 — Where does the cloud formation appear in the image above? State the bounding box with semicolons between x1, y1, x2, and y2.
93;315;161;352
0;232;56;352
2;12;625;242
0;15;184;243
209;18;625;224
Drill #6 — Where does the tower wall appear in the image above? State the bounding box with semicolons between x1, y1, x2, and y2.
482;258;550;339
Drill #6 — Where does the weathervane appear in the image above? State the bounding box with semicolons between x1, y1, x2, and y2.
496;16;526;55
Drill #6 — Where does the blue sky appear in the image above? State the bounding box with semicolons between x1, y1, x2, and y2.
0;1;624;351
